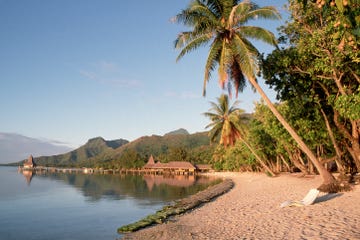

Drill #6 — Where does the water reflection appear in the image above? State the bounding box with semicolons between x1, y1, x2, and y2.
19;171;219;204
21;170;34;185
143;174;196;191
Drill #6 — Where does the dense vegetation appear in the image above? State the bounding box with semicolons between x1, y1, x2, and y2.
174;0;359;191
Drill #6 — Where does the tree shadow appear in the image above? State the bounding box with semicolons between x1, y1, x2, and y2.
314;193;343;204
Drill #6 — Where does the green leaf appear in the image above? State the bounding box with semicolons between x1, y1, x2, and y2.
335;0;344;13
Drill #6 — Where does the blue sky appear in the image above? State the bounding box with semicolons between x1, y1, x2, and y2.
0;0;288;148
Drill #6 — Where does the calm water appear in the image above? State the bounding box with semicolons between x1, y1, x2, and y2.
0;167;218;240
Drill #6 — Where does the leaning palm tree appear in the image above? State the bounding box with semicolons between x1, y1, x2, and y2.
174;0;337;191
204;94;275;176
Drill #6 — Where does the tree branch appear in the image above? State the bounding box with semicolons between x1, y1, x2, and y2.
292;66;333;80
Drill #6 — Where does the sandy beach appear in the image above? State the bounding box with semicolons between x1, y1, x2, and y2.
123;172;360;240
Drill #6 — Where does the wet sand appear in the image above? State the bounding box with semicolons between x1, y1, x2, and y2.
123;172;360;240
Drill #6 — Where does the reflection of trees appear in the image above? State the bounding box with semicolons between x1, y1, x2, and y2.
34;172;218;204
143;175;196;191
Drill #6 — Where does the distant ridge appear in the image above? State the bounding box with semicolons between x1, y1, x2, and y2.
111;131;211;162
164;128;189;136
8;129;213;168
28;137;128;166
0;132;73;164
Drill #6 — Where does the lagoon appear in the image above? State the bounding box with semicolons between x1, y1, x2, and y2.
0;167;217;240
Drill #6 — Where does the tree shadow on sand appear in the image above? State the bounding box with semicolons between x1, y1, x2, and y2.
314;193;343;204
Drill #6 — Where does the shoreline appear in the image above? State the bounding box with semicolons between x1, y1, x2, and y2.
118;177;234;233
123;172;360;240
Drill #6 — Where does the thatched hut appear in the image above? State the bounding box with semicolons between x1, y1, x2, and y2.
23;155;36;169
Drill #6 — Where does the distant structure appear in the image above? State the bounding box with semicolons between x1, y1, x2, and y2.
194;164;213;173
144;155;156;168
143;155;212;174
23;155;36;169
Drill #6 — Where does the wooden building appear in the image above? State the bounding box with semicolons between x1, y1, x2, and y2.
195;164;213;173
143;155;196;175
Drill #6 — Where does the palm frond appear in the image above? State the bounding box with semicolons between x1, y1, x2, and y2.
238;26;278;46
174;31;193;49
230;3;280;26
175;0;219;29
231;33;259;80
208;124;223;142
245;6;281;22
175;34;212;62
205;0;224;18
216;94;228;112
229;101;243;113
203;37;222;96
218;41;234;89
228;1;256;26
203;112;222;122
229;59;246;97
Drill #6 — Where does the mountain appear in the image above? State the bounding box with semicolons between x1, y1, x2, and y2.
102;131;214;168
30;137;129;167
10;129;213;168
164;128;189;136
0;132;73;164
114;131;209;159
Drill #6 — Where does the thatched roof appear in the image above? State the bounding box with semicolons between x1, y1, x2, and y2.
195;164;212;170
24;155;35;167
143;155;156;168
143;155;196;170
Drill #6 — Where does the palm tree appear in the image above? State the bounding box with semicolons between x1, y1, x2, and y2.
174;0;337;190
204;94;275;176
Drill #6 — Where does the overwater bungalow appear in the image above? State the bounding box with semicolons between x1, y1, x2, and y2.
143;155;197;175
82;168;94;174
194;164;213;173
23;155;36;169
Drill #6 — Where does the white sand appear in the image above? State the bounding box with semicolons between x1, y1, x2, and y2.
123;172;360;239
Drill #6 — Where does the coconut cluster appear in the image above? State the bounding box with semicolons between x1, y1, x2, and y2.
316;0;348;8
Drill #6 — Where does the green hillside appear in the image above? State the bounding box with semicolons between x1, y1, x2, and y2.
116;132;208;157
92;131;214;169
11;129;214;168
29;137;128;167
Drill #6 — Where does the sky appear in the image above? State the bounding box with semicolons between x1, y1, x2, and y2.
0;0;288;148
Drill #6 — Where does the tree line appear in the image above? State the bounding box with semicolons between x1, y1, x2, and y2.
174;0;359;192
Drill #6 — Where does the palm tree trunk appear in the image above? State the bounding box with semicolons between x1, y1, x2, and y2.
242;140;275;176
248;77;336;186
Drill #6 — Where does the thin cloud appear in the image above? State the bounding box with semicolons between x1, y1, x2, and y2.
106;78;142;88
80;70;97;80
98;60;119;72
164;90;201;99
80;61;143;88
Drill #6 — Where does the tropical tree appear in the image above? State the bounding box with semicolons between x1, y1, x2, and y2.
174;0;337;191
203;94;242;146
262;0;359;178
203;94;274;175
